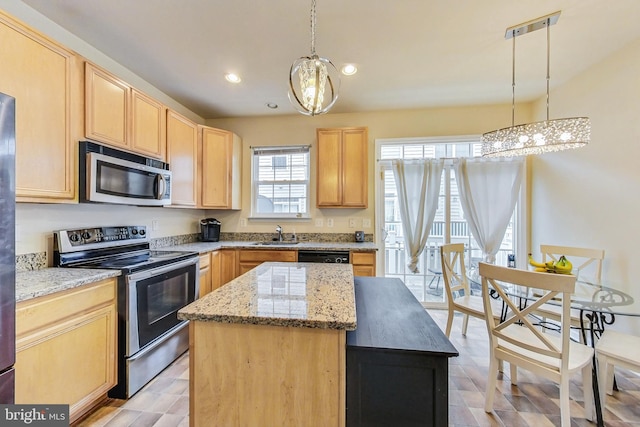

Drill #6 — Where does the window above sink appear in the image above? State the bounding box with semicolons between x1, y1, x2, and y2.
251;145;310;219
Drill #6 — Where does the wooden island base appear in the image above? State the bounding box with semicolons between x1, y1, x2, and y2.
189;321;346;427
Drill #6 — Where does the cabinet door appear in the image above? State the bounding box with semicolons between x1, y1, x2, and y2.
167;110;198;207
0;12;77;202
199;253;212;298
201;127;241;209
211;250;238;289
317;127;368;208
316;129;342;207
131;89;166;159
342;128;368;207
15;307;116;422
85;62;129;149
210;250;222;291
220;249;237;286
15;279;117;423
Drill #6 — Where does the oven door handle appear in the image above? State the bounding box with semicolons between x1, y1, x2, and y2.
127;256;199;282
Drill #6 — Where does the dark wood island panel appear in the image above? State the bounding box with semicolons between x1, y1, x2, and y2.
347;277;459;427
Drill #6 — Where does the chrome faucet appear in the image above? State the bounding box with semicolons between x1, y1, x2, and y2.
275;225;283;242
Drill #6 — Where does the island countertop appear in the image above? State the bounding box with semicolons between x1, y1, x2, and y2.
178;262;356;331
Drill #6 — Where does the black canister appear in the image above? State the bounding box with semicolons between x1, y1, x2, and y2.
200;218;221;242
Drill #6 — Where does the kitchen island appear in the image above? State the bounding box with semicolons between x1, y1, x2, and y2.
178;262;356;427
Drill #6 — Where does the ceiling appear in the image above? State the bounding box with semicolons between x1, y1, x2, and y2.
20;0;640;119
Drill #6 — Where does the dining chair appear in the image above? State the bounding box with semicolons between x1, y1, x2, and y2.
535;245;605;341
479;262;594;427
439;243;501;337
595;329;640;407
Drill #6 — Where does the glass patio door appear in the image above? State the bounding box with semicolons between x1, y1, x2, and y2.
377;137;517;307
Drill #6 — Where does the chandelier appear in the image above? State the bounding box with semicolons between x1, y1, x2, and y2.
481;11;590;157
288;0;340;116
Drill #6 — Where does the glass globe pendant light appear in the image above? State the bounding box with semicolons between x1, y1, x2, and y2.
288;0;340;116
481;11;590;157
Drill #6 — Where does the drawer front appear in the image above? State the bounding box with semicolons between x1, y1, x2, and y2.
17;278;116;337
239;250;296;263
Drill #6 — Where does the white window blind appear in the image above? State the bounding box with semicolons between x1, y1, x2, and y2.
251;145;310;218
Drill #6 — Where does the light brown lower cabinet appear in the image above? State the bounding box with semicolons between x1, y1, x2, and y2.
201;249;376;296
14;278;117;423
350;251;376;276
238;250;297;275
189;321;346;427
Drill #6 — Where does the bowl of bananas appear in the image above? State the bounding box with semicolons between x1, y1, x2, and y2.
528;253;573;274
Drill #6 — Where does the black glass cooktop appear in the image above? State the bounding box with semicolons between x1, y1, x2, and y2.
73;250;198;273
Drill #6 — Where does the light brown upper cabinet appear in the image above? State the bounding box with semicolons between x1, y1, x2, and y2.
167;110;198;207
85;62;166;160
0;11;80;203
131;89;166;159
316;127;368;208
199;126;242;210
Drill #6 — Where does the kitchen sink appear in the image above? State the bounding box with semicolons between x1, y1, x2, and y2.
253;241;300;245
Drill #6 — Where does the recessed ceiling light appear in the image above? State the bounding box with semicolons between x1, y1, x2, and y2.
225;73;241;83
341;64;357;76
266;103;278;109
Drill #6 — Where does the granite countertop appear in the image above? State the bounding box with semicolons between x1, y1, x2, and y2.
16;268;121;302
162;240;378;255
14;240;374;304
178;262;356;331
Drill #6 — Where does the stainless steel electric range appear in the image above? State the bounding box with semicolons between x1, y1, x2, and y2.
54;225;199;399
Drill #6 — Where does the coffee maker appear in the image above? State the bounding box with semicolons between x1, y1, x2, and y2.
200;218;221;242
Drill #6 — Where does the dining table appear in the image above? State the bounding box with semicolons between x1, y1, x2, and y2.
467;267;640;427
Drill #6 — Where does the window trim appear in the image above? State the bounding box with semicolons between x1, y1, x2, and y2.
250;145;311;220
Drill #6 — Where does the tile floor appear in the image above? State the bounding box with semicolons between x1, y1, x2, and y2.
75;353;190;427
74;309;640;426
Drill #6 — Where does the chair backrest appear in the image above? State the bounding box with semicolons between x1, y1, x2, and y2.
440;243;469;305
479;262;577;375
540;244;604;284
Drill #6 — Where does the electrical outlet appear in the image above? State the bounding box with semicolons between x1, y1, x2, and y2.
326;218;334;227
363;218;371;228
315;218;323;227
151;220;160;231
240;218;247;227
348;218;356;228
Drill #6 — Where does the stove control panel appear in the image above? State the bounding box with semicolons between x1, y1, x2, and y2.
59;225;147;248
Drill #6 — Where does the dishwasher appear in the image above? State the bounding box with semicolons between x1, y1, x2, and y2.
297;250;350;264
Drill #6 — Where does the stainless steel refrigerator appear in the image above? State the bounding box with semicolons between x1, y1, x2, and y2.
0;92;16;403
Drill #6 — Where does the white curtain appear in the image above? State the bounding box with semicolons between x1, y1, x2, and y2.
454;157;524;264
392;159;445;273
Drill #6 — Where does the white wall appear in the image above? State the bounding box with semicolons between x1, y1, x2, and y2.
16;203;205;257
206;104;530;235
530;38;640;333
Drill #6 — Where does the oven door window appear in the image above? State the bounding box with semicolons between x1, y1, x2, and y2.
136;264;195;348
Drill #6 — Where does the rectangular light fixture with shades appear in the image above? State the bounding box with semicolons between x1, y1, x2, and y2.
481;11;591;157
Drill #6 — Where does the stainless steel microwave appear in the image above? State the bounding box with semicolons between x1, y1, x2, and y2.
79;141;172;206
